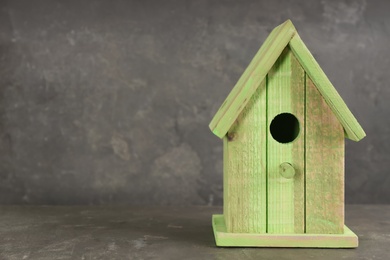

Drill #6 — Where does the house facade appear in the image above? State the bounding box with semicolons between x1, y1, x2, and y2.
210;20;365;247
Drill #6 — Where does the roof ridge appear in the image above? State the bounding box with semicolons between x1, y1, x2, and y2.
209;20;296;138
289;34;365;141
209;20;365;141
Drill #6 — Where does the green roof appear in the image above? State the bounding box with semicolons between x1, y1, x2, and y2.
209;20;365;141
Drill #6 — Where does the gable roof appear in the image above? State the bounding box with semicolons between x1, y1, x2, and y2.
209;19;365;141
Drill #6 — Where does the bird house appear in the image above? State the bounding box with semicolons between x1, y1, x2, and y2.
209;20;365;248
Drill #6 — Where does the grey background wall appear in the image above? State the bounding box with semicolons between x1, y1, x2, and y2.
0;0;388;205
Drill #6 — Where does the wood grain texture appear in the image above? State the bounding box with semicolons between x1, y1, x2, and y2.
213;215;358;248
223;136;229;227
279;162;295;179
305;75;345;234
224;79;267;233
209;20;365;142
211;20;365;244
289;34;365;141
267;48;305;234
209;19;296;138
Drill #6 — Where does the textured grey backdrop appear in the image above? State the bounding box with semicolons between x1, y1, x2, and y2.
0;0;388;205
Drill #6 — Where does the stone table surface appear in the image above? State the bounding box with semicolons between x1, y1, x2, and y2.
0;205;389;260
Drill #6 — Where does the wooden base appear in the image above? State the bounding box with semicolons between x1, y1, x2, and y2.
212;215;358;248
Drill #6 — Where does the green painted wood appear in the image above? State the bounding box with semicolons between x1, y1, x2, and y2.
289;34;365;141
279;162;295;179
267;48;305;234
210;20;364;247
212;215;358;248
290;53;306;234
209;20;365;142
305;75;345;234
222;136;229;228
224;79;267;233
209;19;296;138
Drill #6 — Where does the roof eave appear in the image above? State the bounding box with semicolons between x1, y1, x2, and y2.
289;34;366;142
209;19;296;138
209;20;366;142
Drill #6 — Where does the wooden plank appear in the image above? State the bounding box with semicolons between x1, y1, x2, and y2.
289;34;365;141
224;79;267;233
291;52;305;234
209;20;296;138
305;75;345;234
222;136;229;227
267;47;305;234
212;215;358;248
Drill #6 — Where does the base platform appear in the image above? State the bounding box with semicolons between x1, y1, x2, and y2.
212;214;358;248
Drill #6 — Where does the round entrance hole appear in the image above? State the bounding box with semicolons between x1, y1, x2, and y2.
270;113;300;143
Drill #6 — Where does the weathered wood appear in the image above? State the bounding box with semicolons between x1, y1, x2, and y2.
210;20;365;247
267;47;305;234
305;75;345;234
223;136;229;228
224;79;267;233
289;34;365;141
209;20;296;138
279;162;295;179
212;215;358;248
209;20;365;142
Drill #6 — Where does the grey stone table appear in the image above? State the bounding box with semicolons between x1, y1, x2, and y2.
0;205;389;260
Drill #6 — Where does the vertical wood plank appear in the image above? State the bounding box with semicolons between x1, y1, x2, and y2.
267;47;305;234
291;53;305;234
223;136;229;227
305;75;345;234
225;79;267;233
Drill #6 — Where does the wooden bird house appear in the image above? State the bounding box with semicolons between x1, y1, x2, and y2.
209;20;365;248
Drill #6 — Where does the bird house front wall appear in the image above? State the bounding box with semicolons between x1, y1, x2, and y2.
305;76;345;234
223;47;345;235
267;48;305;234
224;79;267;234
